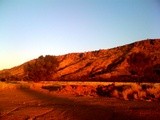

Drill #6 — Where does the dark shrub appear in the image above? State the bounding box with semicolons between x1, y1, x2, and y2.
41;86;60;92
24;55;59;81
0;78;6;82
127;52;151;76
96;84;115;97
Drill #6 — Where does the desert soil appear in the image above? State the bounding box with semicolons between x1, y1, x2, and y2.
1;87;160;120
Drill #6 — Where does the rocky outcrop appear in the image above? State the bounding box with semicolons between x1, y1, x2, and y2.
1;39;160;82
53;39;160;82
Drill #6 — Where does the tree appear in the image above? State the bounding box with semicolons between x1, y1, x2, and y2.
0;71;11;81
24;55;59;81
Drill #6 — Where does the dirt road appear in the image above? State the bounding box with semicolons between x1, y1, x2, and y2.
1;87;160;120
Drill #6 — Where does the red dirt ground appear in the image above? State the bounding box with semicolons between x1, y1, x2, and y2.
1;87;160;120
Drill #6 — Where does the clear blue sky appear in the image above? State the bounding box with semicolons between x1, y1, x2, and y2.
0;0;160;70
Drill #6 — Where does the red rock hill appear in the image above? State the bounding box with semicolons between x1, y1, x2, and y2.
1;39;160;82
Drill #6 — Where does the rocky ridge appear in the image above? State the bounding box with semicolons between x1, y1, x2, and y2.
54;39;160;82
0;39;160;82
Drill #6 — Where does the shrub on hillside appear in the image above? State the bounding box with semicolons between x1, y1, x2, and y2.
24;55;59;81
127;52;151;76
0;72;11;81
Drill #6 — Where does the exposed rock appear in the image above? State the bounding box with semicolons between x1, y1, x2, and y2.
53;39;160;82
1;39;160;82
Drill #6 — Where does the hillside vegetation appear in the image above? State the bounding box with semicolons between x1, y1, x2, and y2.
0;39;160;82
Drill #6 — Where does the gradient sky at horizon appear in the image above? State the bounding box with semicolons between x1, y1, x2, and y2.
0;0;160;70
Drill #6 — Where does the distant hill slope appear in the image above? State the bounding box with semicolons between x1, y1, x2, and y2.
1;39;160;82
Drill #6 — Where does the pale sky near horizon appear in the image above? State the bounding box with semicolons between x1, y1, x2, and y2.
0;0;160;70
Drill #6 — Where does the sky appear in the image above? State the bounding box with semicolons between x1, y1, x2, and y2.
0;0;160;70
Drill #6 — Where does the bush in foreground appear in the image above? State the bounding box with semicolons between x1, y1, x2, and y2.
41;83;160;101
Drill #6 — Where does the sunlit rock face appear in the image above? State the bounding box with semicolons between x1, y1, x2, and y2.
1;39;160;82
53;39;160;82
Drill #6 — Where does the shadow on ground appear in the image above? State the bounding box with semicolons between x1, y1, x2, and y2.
20;87;143;120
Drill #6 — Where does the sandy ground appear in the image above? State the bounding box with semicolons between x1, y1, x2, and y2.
1;87;160;120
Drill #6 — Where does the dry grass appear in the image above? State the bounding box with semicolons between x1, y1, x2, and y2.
37;82;160;101
96;83;160;101
1;81;160;101
57;85;97;96
0;82;19;90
